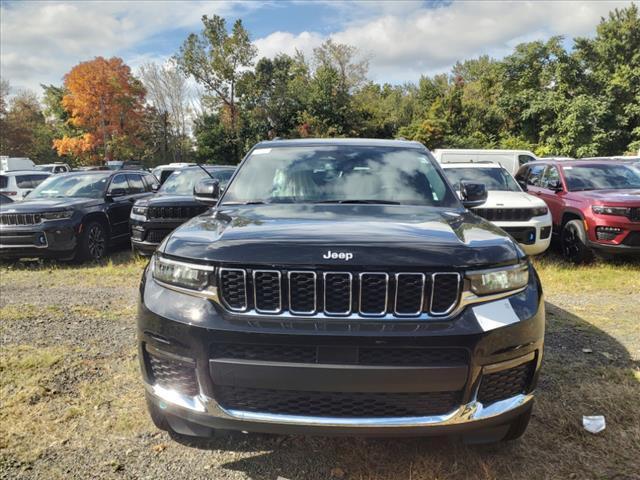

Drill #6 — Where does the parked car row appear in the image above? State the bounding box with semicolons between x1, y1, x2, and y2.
0;165;236;262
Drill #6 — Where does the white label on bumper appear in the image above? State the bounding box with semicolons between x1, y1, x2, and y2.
473;299;520;332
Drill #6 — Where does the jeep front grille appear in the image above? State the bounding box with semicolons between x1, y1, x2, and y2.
0;213;42;226
473;208;535;222
147;205;206;220
218;267;461;318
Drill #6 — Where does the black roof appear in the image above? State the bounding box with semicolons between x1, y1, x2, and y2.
254;138;426;150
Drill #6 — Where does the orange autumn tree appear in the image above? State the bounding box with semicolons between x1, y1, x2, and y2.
53;57;147;164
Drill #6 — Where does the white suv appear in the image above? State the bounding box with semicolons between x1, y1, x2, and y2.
0;170;51;201
441;162;552;256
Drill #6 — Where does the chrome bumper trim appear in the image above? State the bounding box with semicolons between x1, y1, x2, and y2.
145;382;533;428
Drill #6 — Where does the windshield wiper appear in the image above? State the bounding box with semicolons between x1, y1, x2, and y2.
313;199;401;205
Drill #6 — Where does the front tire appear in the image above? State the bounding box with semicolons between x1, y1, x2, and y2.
561;219;593;264
76;221;107;262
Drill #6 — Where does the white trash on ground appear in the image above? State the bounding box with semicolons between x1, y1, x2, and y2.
583;415;606;434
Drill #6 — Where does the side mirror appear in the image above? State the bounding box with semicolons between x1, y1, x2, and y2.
107;188;127;198
517;179;528;191
460;181;487;208
151;183;160;192
549;179;563;192
194;178;220;205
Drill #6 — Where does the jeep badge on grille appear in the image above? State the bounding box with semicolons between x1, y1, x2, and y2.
323;250;353;261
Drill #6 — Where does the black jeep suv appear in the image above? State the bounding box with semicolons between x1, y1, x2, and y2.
130;165;236;256
0;170;157;262
138;139;544;442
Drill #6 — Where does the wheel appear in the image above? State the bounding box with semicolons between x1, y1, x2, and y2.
76;221;108;262
145;393;170;431
502;403;533;441
560;219;593;264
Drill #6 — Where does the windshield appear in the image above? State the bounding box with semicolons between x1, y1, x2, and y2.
161;168;234;195
563;164;640;191
443;167;521;192
28;174;109;199
37;166;55;172
221;146;458;207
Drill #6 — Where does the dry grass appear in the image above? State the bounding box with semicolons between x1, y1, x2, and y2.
1;251;639;479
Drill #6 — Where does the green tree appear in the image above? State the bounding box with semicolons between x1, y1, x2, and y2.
176;15;256;160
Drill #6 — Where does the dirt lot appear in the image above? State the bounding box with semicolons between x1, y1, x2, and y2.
1;250;639;480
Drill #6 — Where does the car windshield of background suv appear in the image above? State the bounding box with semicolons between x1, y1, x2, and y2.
160;169;234;195
27;174;109;199
443;167;521;192
563;164;640;191
221;146;459;207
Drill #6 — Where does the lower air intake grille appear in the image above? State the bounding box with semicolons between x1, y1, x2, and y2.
210;343;469;367
145;229;173;243
477;361;534;405
215;386;460;418
147;353;199;397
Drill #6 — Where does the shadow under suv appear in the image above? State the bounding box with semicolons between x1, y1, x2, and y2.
130;165;235;256
138;139;544;443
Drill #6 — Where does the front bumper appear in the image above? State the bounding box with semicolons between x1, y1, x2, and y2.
494;214;552;256
0;221;78;259
130;216;184;255
138;264;544;436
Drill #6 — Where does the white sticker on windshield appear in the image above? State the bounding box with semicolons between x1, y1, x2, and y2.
252;148;271;155
564;166;573;170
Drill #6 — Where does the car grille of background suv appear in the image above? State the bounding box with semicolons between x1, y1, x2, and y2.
218;267;461;318
473;208;535;222
214;386;461;418
629;207;640;222
147;206;206;220
0;213;42;226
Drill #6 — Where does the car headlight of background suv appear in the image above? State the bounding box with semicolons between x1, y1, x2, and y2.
132;205;148;217
592;205;630;217
531;206;548;217
151;255;215;292
466;262;529;296
41;209;74;221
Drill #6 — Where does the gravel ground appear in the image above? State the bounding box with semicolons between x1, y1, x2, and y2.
1;251;639;480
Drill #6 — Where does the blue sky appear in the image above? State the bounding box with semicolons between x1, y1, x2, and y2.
0;0;633;94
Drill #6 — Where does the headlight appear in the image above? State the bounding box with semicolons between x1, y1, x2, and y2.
531;206;548;217
151;255;214;291
132;205;148;216
41;209;74;221
466;262;529;296
592;205;630;217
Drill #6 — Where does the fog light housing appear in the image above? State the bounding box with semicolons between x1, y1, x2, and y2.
596;226;622;241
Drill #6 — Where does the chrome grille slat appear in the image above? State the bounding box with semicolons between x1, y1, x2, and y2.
218;268;248;311
253;270;282;314
218;267;461;319
323;272;353;315
288;271;317;315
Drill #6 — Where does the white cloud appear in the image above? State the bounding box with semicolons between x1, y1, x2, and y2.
0;1;254;94
0;0;634;96
255;1;633;83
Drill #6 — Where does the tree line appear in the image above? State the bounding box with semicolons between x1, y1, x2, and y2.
0;3;638;166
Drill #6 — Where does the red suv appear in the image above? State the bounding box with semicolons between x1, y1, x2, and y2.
515;160;640;263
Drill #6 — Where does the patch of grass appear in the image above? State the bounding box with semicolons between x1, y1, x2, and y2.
533;254;640;294
0;345;147;465
0;250;148;289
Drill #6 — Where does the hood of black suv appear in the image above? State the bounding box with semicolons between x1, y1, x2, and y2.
161;204;521;269
0;197;101;213
135;193;203;208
